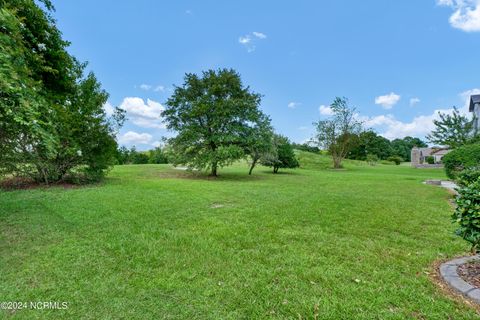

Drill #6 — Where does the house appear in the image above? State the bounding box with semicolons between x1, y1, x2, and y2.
411;147;451;167
411;94;479;167
430;148;451;163
410;94;479;167
469;94;480;133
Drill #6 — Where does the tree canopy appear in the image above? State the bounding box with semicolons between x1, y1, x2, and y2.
313;97;363;168
163;69;268;176
243;114;274;175
348;130;393;160
390;136;427;161
261;134;299;173
0;0;123;183
427;107;475;149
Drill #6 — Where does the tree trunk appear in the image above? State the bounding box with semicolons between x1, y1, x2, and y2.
248;158;258;175
273;166;279;174
211;162;218;177
333;155;342;169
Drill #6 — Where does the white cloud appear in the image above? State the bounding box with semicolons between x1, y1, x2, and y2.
358;114;396;127
288;101;301;109
137;84;165;92
409;97;421;106
359;112;442;140
119;97;166;129
437;0;480;32
253;31;267;39
319;105;334;116
381;112;447;140
151;140;163;148
131;117;165;129
154;85;165;92
119;131;153;145
375;92;401;109
460;88;480;109
238;35;251;44
298;126;309;131
103;102;114;116
353;88;479;140
139;84;152;91
120;97;164;119
239;32;267;52
362;88;479;139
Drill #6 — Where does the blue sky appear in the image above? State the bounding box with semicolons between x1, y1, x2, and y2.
51;0;480;149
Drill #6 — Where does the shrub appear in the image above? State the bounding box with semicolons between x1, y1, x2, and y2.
425;156;435;164
261;134;299;173
387;155;403;165
457;168;480;187
452;179;480;253
366;154;379;166
443;144;480;179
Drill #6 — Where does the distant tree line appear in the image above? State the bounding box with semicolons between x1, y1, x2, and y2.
116;147;169;165
347;132;427;162
291;143;320;153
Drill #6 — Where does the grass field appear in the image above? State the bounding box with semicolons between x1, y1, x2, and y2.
0;152;478;319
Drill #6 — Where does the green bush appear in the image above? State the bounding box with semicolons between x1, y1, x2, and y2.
452;179;480;253
425;156;435;164
443;144;480;179
261;134;299;173
387;155;403;165
458;168;480;187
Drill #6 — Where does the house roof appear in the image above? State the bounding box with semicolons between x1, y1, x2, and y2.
417;148;432;156
413;147;450;157
470;95;480;112
431;149;451;156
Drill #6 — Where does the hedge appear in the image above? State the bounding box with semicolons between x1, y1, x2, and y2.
442;143;480;180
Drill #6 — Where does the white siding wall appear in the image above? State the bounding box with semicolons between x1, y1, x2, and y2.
475;103;480;131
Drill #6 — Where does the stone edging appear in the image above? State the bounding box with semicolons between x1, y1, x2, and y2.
439;256;480;303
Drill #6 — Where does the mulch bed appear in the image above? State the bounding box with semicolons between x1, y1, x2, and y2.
431;258;480;313
0;177;80;191
458;261;480;288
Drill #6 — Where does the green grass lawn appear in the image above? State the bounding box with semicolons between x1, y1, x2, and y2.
0;153;478;319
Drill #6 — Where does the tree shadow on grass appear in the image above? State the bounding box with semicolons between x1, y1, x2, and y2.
0;176;101;192
155;167;302;182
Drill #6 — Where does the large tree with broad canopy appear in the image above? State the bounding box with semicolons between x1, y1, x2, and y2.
163;69;268;176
